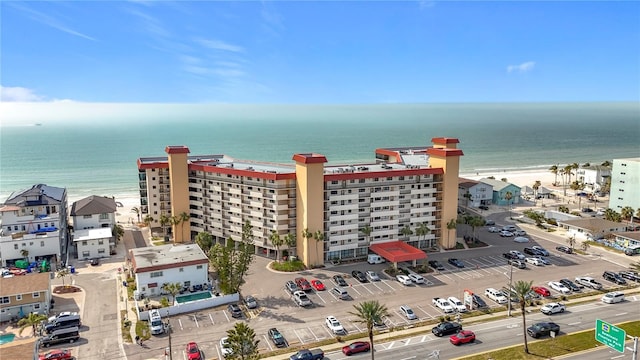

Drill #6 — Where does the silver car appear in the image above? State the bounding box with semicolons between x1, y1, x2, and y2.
366;270;380;281
244;295;258;309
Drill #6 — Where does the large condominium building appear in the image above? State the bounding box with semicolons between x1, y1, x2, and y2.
137;137;463;266
609;158;640;212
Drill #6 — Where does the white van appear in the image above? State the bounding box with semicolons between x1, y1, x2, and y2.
149;309;164;335
602;291;625;304
367;254;385;264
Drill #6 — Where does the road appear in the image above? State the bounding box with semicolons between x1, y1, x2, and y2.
315;300;639;360
561;343;639;360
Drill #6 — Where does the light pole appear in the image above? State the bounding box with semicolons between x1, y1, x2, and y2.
504;261;514;316
166;310;173;360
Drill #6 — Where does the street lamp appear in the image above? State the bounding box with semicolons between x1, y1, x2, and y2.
504;261;514;317
166;310;173;360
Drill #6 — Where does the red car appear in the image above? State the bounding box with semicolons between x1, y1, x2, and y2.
39;350;72;360
532;286;551;297
311;279;325;291
342;341;371;355
295;277;312;291
186;341;202;360
449;330;476;345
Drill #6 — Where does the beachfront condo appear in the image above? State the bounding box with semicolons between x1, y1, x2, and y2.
609;158;640;212
136;137;463;267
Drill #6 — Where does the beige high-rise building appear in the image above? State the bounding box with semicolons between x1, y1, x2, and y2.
137;137;463;266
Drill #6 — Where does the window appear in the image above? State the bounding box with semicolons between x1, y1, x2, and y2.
99;213;109;220
34;304;40;310
40;241;45;247
98;249;106;254
33;292;40;298
16;295;22;301
82;241;88;246
196;265;203;269
179;268;184;272
83;215;92;219
82;251;90;257
14;244;18;250
98;240;104;245
150;271;163;278
1;297;9;304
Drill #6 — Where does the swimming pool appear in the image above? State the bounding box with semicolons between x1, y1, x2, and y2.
175;291;212;304
0;333;16;345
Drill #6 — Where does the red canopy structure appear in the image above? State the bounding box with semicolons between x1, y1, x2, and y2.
369;241;426;265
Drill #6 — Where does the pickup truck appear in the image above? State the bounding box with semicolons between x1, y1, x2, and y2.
290;349;325;360
293;291;312;307
540;302;566;315
432;297;454;313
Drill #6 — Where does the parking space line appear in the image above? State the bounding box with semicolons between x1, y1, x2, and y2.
293;329;305;344
313;326;328;340
315;292;327;303
193;314;199;328
371;281;386;292
263;335;273;351
350;285;362;296
416;305;433;318
361;284;376;294
209;313;214;325
223;311;230;322
381;279;397;291
178;318;183;330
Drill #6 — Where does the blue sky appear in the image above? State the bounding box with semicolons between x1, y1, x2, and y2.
1;1;639;103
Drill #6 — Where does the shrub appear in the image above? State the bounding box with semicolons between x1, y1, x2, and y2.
270;260;306;272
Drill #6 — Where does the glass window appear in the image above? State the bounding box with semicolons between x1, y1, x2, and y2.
33;292;40;298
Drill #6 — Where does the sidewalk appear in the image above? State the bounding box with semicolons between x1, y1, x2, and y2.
259;287;640;360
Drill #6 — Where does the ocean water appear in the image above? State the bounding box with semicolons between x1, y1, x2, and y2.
1;102;638;203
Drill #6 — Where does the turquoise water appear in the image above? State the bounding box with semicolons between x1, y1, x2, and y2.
0;333;16;345
175;291;212;304
1;102;638;202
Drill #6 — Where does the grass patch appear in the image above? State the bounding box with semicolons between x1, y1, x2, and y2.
467;240;489;248
460;320;640;360
270;260;306;272
152;240;166;246
136;319;151;341
120;310;132;343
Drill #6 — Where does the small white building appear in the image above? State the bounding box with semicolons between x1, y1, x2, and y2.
129;244;209;298
74;228;112;260
557;218;627;241
458;178;493;208
576;165;611;193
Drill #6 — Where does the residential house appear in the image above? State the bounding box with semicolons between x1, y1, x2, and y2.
70;196;117;257
576;165;611;193
458;178;493;208
557;218;627;241
0;272;52;322
129;244;209;298
611;231;640;249
478;178;522;206
0;184;68;267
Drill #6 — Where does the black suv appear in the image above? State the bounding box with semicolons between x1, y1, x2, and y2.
333;275;348;287
428;260;445;271
527;322;560;338
619;271;640;282
432;321;462;336
472;294;488;309
351;270;368;283
523;247;542;256
603;271;627;285
559;278;582;292
228;304;243;318
268;327;287;348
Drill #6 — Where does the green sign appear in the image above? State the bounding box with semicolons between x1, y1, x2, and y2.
595;319;626;353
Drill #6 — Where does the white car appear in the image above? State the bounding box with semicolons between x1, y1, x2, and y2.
220;337;232;358
447;296;467;313
503;225;518;232
575;276;603;290
366;270;380;281
547;281;570;294
513;236;529;243
397;274;412;285
499;230;514;237
514;230;527;236
509;250;525;260
485;288;508;304
540;302;566;315
488;226;500;233
526;257;544;266
432;297;454;313
325;316;346;335
293;290;312;307
408;273;425;284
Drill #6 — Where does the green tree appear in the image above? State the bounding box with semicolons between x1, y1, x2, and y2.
446;218;457;247
532;180;541;199
360;224;373;244
570;181;585;209
143;214;155;228
604;208;621;222
400;225;413;241
170;215;181;242
161;282;182;306
113;224;124;243
511;280;534;354
17;312;47;336
621;206;634;223
601;160;612;167
582;162;591;168
195;231;214;255
504;191;513;218
225;322;260;360
549;164;559;186
301;228;313;261
415;222;431;246
209;239;234;294
56;267;70;287
234;221;256;291
20;249;29;261
178;211;191;242
349;300;389;360
567;235;577;250
284;232;297;257
314;230;325;264
462;191;472;207
468;216;485;241
269;230;283;261
131;207;141;223
558;205;570;213
160;213;171;239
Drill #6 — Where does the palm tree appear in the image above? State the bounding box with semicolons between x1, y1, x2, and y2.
567;235;577;250
160;213;171;240
284;233;296;260
504;191;513;218
468;216;485;241
446;218;457;247
131;207;141;223
400;225;413;241
301;228;314;262
621;206;635;224
604;208;621;222
56;268;70;287
178;211;190;242
20;249;29;261
270;230;283;261
564;164;575;185
349;300;389;360
570;181;585;209
170;215;181;242
314;230;324;264
511;280;534;354
17;312;47;336
582;162;591;168
415;222;431;248
113;224;124;243
462;192;472;207
549;165;559;186
143;214;155;228
532;180;541;200
225;322;260;360
161;282;182;306
601;160;612;167
360;225;372;244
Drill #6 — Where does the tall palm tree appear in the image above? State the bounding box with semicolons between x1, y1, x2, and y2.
270;230;283;261
468;216;485;241
532;180;541;200
360;225;373;244
446;218;457;247
400;225;413;241
549;165;559;186
162;282;182;306
160;214;171;239
284;233;296;260
463;192;472;207
504;191;513;218
131;207;141;223
314;230;324;264
349;300;389;360
415;222;431;248
56;268;70;287
178;211;190;242
621;206;635;224
567;235;576;250
601;160;612;167
511;280;534;354
170;215;181;242
564;164;575;185
20;249;29;261
143;214;155;228
17;312;47;336
301;228;314;262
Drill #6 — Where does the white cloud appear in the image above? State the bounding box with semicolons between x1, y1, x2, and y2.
0;86;44;102
8;2;96;41
507;61;536;73
195;38;244;53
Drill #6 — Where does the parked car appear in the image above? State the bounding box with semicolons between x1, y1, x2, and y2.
366;271;380;281
524;247;543;256
428;260;445;270
268;328;287;348
310;279;325;291
499;230;514;237
556;245;573;254
540;302;566;315
603;271;627;285
39;350;73;360
559;278;582;292
293;291;312;307
485;288;508;304
480;205;490;211
531;286;551;297
432;321;462;336
575;276;603;290
534;256;550;265
503;252;518;260
447;296;467;312
408;273;425;284
488;226;500;233
228;304;243;318
325;316;346;335
285;280;300;294
508;259;526;269
289;349;324;360
400;305;417;320
509;250;525;260
331;287;349;300
351;270;368;283
527;322;560;338
90;258;100;266
448;258;465;268
513;236;530;243
186;342;202;360
547;281;571;294
514;230;527;236
244;295;258;309
532;246;549;256
220;337;232;358
342;341;370;356
526;257;545;266
396;274;412;285
295;277;312;291
619;271;640;282
333;275;348;287
432;297;454;313
502;225;517;232
450;330;476;345
472;294;488;309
